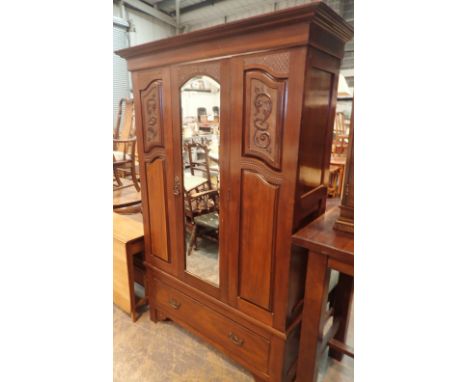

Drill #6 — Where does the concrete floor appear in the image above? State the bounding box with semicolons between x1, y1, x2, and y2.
114;302;353;382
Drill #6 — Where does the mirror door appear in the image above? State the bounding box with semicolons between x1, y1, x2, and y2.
171;62;228;297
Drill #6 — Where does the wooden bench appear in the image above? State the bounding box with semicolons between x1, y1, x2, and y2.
113;212;146;321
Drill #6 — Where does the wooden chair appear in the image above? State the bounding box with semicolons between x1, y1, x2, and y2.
332;112;348;155
113;180;142;215
113;98;139;189
114;98;135;151
184;142;214;190
185;189;219;255
328;165;341;198
197;107;207;122
113;98;139;191
212;106;220;122
113;137;140;191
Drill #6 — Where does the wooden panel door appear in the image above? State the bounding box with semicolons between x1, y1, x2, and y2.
132;67;179;276
227;49;307;328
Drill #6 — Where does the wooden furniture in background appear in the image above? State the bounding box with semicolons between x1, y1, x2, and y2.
116;3;352;380
328;165;341;197
332;112;348;155
197;107;207;121
292;199;354;382
113;212;147;322
113;181;141;214
114;98;135;152
114;98;140;191
328;154;346;198
335;101;354;233
113;137;140;191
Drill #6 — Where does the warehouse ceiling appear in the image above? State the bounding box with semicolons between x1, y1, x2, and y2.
122;0;353;37
146;0;230;16
116;0;353;87
139;0;283;24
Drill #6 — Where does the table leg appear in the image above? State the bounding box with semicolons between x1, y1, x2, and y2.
296;251;330;382
126;246;137;322
329;273;353;361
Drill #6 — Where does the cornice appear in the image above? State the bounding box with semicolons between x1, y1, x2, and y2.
116;1;353;60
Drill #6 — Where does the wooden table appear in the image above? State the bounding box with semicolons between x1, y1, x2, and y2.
292;199;354;382
113;213;146;321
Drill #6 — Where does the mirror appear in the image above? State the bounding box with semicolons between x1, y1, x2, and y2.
180;75;221;287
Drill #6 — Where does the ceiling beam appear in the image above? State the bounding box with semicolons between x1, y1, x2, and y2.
169;0;229;17
122;0;177;27
175;0;181;34
180;0;280;25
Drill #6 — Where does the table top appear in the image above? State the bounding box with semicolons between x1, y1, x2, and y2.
113;212;144;243
292;198;353;264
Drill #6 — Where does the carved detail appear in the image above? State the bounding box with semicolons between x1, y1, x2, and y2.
244;70;286;170
253;89;273;152
176;61;220;86
144;148;166;163
141;80;164;152
244;52;290;76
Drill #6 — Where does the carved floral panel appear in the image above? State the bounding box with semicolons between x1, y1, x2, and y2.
140;80;164;152
243;70;286;170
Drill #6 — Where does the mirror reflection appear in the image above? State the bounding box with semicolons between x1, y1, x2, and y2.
181;75;220;286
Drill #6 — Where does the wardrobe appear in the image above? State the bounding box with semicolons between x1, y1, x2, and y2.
116;2;352;381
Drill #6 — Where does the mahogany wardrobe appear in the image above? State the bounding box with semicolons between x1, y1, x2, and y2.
117;2;353;381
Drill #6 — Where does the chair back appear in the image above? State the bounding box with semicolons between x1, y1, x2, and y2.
334;112;346;136
197;107;207;122
114;98;135;152
184;142;212;189
332;112;348;155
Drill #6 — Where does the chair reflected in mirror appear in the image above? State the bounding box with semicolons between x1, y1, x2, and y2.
184;189;219;256
212;106;219;121
183;142;219;255
197;107;207;122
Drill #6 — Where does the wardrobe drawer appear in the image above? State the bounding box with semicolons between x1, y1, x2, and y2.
153;279;271;373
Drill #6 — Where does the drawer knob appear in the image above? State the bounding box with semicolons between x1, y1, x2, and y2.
228;332;244;347
169;298;181;310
